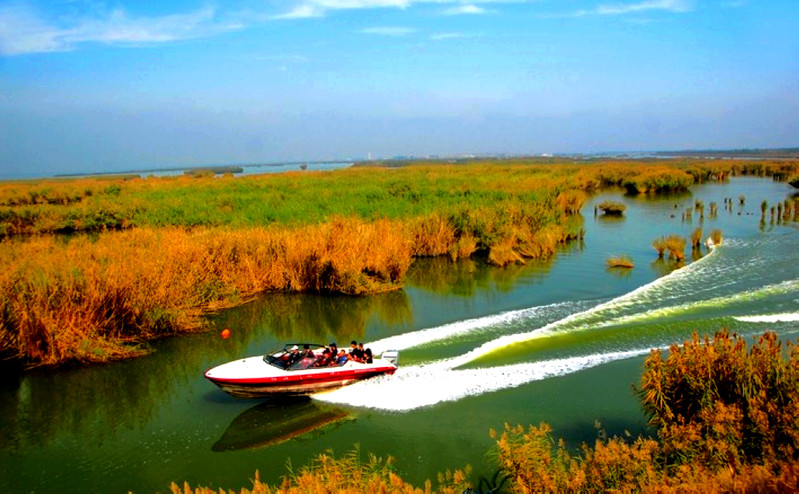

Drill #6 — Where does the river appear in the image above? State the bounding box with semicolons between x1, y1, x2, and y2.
1;176;797;492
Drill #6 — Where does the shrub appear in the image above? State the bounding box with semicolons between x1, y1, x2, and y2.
597;201;626;216
709;229;723;246
0;221;414;366
638;330;799;466
555;190;586;215
652;237;667;258
606;256;634;269
690;228;703;249
170;448;471;494
664;235;686;261
495;331;799;493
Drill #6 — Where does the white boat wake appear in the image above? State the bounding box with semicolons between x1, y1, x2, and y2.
366;300;591;356
317;239;797;412
734;313;799;323
315;348;650;411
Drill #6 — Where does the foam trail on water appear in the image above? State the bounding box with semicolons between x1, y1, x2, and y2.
315;348;649;411
606;279;799;326
734;313;799;323
443;248;720;369
367;300;588;355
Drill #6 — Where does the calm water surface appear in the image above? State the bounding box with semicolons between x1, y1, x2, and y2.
1;177;798;492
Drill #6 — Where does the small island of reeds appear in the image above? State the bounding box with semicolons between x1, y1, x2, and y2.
606;255;634;268
596;200;627;216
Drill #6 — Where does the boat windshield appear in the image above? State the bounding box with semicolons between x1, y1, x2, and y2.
264;344;325;371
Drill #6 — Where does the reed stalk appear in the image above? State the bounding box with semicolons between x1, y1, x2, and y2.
664;235;686;261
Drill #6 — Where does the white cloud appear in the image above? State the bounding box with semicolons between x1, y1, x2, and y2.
315;0;411;8
442;4;488;15
360;26;416;36
275;0;515;19
0;5;68;55
430;32;478;40
0;5;243;56
272;4;326;19
594;0;692;15
547;0;693;18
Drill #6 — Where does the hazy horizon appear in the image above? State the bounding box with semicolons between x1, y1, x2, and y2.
1;0;798;178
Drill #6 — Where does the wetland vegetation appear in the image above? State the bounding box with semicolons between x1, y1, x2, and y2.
3;164;799;493
1;158;798;367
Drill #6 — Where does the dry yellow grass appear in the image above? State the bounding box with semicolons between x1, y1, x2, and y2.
664;235;686;261
690;227;703;249
606;256;634;269
709;229;723;246
652;237;668;258
170;449;471;494
0;219;414;365
1;208;575;366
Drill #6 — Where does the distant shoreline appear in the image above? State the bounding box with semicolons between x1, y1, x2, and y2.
5;148;799;182
51;160;353;179
653;148;799;159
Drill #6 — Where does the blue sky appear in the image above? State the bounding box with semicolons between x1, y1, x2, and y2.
1;0;797;176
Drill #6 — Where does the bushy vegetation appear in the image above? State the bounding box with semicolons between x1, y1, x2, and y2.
652;237;668;258
606;255;634;268
495;330;799;493
690;227;703;249
3;159;796;237
652;235;687;262
171;448;471;494
174;331;799;493
639;331;799;468
596;201;626;216
2;158;796;366
709;229;723;246
0;220;413;365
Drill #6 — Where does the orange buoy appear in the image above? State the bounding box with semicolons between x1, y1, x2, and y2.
221;328;231;339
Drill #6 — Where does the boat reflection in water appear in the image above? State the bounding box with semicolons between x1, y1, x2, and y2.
212;397;351;452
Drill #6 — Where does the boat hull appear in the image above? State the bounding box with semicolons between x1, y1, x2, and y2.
205;358;397;398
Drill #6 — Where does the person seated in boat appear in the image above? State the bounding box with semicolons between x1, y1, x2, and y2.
313;348;333;367
335;349;349;366
297;344;316;369
360;343;373;364
349;340;364;362
329;342;338;357
278;345;299;366
286;345;303;366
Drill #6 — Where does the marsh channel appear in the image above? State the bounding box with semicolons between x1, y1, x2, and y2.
1;177;798;492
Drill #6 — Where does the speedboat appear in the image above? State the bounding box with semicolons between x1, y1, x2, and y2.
204;343;399;398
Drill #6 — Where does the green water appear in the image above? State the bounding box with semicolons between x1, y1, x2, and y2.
1;177;798;492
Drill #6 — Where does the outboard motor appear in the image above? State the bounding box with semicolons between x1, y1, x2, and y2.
381;350;399;366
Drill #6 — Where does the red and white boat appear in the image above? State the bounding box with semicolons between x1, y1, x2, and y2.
205;343;399;398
